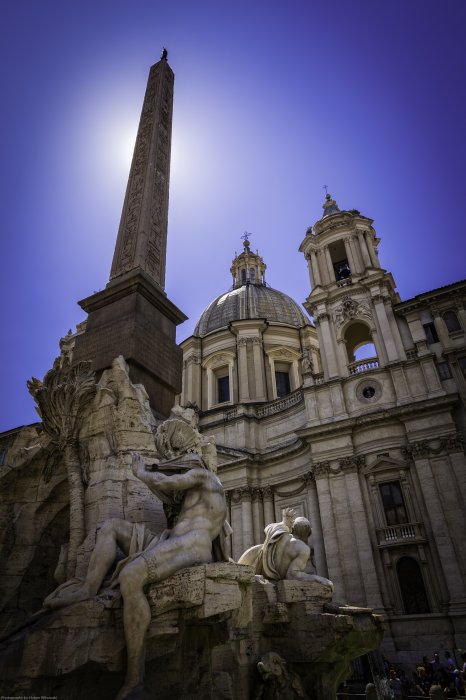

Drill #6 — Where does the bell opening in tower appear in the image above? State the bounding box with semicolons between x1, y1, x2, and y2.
329;240;351;281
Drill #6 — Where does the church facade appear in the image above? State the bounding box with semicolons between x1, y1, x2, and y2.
180;195;466;665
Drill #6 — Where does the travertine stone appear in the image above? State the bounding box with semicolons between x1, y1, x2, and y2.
276;579;333;604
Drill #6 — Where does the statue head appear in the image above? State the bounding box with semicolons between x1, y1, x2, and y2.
292;517;312;542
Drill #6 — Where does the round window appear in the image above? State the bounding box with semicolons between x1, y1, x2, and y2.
356;378;382;404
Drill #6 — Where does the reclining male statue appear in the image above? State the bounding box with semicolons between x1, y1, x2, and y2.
238;508;333;590
43;409;230;700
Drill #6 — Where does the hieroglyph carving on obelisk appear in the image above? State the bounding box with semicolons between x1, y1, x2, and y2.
110;56;173;289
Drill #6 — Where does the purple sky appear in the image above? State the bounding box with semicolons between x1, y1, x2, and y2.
1;0;466;431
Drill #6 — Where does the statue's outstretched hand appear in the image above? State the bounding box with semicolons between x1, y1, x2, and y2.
132;453;148;480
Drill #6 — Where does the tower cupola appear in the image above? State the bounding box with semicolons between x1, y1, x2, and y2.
322;192;340;218
230;236;267;288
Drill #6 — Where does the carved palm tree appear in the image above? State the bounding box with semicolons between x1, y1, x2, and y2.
28;356;96;578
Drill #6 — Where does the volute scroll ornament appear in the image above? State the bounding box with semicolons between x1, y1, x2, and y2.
402;433;464;459
311;461;330;478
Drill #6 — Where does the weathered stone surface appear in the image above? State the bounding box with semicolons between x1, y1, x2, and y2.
0;559;383;700
276;578;333;605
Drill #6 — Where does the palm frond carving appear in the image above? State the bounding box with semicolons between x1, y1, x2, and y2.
28;356;96;577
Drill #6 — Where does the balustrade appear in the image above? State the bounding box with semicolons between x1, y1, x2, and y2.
376;522;425;546
348;357;379;374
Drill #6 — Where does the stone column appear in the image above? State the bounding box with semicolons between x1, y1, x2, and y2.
224;492;233;558
316;313;339;378
324;247;335;282
449;445;466;511
241;488;254;551
305;254;315;288
252;338;266;401
348;235;363;273
408;449;466;602
305;475;328;578
456;302;466;331
343;238;357;275
310;251;322;287
336;337;350;377
230;490;244;561
237;338;250;402
431;305;451;348
357;231;372;269
366;233;378;267
373;296;399;362
206;367;214;409
251;488;264;544
313;463;346;601
405;313;431;357
290;359;300;391
343;462;384;609
263;486;275;525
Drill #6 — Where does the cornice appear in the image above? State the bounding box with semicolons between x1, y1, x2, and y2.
296;393;459;439
401;433;464;459
310;455;365;479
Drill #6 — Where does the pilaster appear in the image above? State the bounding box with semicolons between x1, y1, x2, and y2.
373;294;399;362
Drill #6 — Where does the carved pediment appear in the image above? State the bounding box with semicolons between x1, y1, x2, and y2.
361;455;408;477
202;351;235;370
266;346;301;361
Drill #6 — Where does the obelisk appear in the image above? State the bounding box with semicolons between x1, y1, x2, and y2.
73;52;187;417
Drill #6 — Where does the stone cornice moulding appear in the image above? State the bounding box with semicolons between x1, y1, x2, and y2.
401;433;465;459
311;455;365;478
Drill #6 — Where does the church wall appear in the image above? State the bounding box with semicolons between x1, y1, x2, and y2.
179;209;466;668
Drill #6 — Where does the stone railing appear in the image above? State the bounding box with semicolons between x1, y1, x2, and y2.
256;390;303;417
313;373;325;385
336;278;352;288
406;348;418;360
376;522;425;546
223;391;304;421
348;357;379;375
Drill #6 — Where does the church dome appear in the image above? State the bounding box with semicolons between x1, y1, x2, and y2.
194;237;309;336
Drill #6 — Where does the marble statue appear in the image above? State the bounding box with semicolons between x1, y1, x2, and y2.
43;407;230;700
238;508;333;590
254;651;309;699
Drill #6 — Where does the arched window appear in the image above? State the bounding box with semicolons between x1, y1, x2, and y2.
344;322;377;363
250;268;256;283
443;310;461;333
241;269;246;285
397;557;430;614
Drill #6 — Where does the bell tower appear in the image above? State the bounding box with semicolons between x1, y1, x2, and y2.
299;194;406;380
73;53;187;417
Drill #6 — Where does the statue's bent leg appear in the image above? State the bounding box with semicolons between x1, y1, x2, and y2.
44;518;134;609
117;557;150;700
